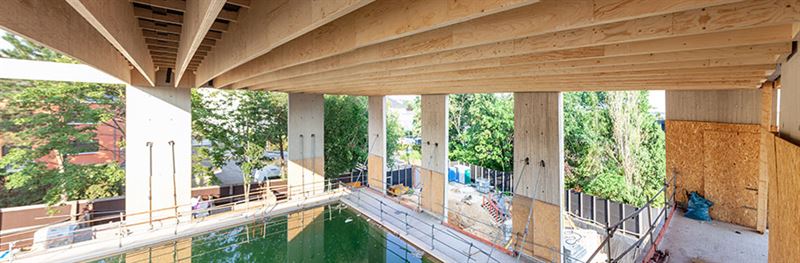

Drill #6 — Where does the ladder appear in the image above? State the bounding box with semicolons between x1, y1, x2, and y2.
482;193;504;224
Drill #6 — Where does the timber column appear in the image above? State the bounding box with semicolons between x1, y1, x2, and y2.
367;96;387;192
419;95;449;220
125;71;192;226
288;93;325;199
512;92;564;262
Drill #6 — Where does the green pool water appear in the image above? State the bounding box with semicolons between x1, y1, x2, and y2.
92;203;438;263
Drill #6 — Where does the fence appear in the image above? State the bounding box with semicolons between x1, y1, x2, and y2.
381;161;512;193
564;189;663;237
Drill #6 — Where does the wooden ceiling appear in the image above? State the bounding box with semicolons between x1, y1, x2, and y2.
1;0;798;95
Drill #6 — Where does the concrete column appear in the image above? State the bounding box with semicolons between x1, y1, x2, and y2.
367;96;387;192
288;93;325;199
419;95;448;220
125;84;191;225
512;92;563;262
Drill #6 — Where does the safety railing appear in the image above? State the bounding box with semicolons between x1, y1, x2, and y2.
584;174;677;263
0;177;351;261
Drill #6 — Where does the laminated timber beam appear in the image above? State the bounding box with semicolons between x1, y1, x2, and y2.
174;0;225;87
0;0;131;83
224;0;755;89
209;0;542;88
236;0;800;91
194;0;377;87
67;0;157;86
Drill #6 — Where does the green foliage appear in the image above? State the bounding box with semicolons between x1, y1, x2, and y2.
191;89;287;189
0;81;125;206
564;91;666;207
324;95;368;177
385;111;403;168
448;94;514;171
0;34;126;208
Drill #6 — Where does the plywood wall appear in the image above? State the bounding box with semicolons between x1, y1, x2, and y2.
419;168;445;216
666;120;761;228
767;135;800;262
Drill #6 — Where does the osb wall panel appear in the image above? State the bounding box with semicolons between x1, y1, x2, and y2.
703;130;760;228
512;195;561;262
420;168;445;217
666;120;760;228
367;155;384;191
768;136;800;262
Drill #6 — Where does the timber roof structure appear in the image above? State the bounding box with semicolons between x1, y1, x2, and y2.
1;0;798;95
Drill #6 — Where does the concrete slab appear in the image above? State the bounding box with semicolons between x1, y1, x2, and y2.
659;213;768;263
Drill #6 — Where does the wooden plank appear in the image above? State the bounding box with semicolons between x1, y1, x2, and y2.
757;81;776;233
221;0;757;89
254;42;788;90
175;0;226;87
0;0;131;83
210;0;540;87
66;0;157;86
368;96;386;192
703;128;760;228
142;29;180;42
133;6;183;24
768;137;800;262
195;0;376;87
131;0;186;12
512;195;562;262
138;19;182;34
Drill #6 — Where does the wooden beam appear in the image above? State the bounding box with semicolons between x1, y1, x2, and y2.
131;0;186;12
234;0;797;90
216;0;745;88
138;19;181;34
66;0;157;86
175;0;225;87
263;43;789;90
226;0;250;9
0;0;131;83
207;0;541;87
194;0;377;87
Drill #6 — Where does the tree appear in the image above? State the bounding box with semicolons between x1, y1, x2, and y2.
385;111;403;168
0;34;125;207
324;95;368;177
191;89;287;202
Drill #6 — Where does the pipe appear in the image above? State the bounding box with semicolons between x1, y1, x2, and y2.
146;141;153;229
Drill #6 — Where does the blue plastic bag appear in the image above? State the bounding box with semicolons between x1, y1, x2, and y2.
685;191;713;221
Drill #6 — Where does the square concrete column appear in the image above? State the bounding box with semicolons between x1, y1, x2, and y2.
512;92;564;262
367;96;387;192
288;93;325;199
125;84;191;226
419;95;448;220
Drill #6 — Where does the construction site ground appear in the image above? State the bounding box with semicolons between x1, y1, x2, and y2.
659;213;768;263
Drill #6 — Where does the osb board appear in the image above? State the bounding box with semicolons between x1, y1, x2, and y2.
512;194;561;263
420;168;445;217
703;129;760;228
367;155;385;191
768;137;800;262
666;120;760;228
126;238;192;262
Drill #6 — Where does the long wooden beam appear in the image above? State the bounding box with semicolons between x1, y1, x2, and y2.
209;0;541;87
236;0;798;90
264;43;790;90
221;0;747;88
174;0;225;87
194;0;376;87
0;0;131;83
66;0;157;86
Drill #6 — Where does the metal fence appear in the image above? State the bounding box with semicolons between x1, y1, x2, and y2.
450;161;513;193
564;189;663;237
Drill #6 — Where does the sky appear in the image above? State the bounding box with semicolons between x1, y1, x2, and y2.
0;29;11;50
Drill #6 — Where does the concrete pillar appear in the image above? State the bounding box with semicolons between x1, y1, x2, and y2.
419;95;448;220
367;96;387;192
125;84;191;225
288;93;325;199
512;92;563;262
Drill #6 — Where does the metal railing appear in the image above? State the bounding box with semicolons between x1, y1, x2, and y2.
0;178;351;261
584;174;677;263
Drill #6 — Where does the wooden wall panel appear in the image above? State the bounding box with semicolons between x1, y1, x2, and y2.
368;96;386;192
666;89;761;124
512;195;561;262
666;120;761;228
420;95;448;219
367;155;384;191
419;168;445;217
780;54;800;142
768;136;800;262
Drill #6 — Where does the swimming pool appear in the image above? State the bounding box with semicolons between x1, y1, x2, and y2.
92;203;438;262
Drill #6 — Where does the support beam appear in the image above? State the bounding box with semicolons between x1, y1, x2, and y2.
0;0;131;83
512;92;563;262
125;78;191;226
367;96;387;193
288;93;325;199
195;0;376;86
419;95;448;220
174;0;225;87
780;53;800;143
211;0;540;88
757;81;777;234
66;0;157;86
